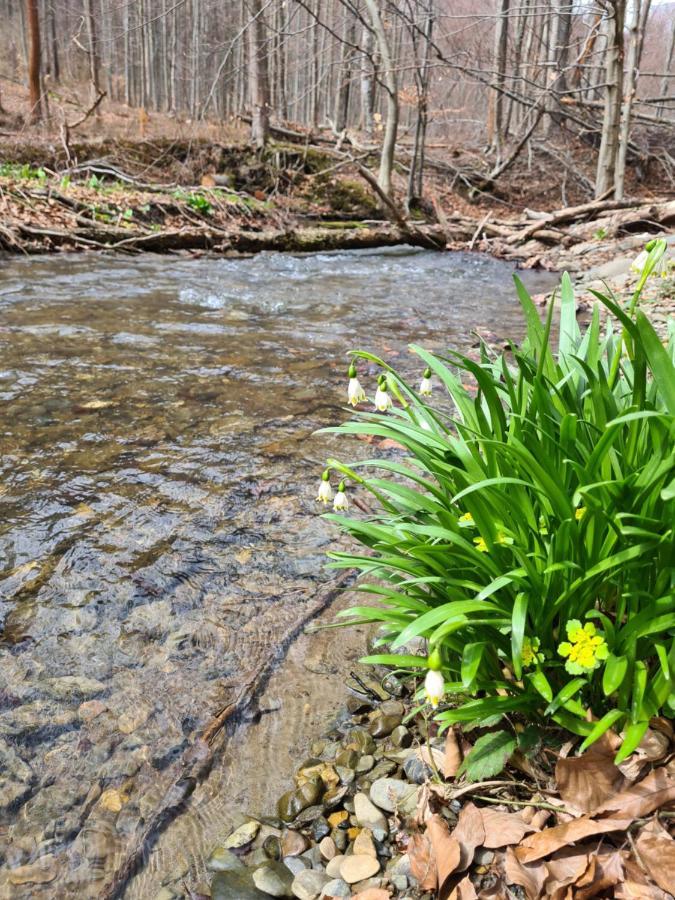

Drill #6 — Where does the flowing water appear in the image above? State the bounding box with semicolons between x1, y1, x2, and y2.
0;247;556;897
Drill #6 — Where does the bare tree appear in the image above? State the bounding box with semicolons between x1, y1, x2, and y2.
595;0;626;197
247;0;270;148
25;0;42;122
364;0;399;197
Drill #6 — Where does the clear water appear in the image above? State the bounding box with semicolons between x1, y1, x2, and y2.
0;247;556;896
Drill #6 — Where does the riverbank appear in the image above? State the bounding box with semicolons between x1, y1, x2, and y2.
0;138;673;270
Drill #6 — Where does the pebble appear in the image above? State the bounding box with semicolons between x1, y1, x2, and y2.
345;729;376;755
311;815;330;841
369;778;417;814
206;847;247;873
320;878;351;898
252;862;294;897
291;867;330;900
368;714;402;739
339;854;380;884
353;793;388;835
327;810;348;828
278;779;323;822
211;870;270;899
355;755;375;774
402;755;431;785
223;820;260;849
325;854;345;878
283;856;310;876
390;726;412;749
281;830;309;857
352;827;377;858
319;836;337;860
335;749;359;769
264;835;282;860
78;699;107;722
44;676;106;699
8;856;58;885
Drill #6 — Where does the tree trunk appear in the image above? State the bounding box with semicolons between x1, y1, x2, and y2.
84;0;101;113
335;11;355;132
25;0;41;122
615;0;651;199
595;0;625;198
246;0;270;148
363;0;398;198
407;0;434;206
487;0;510;157
360;24;375;137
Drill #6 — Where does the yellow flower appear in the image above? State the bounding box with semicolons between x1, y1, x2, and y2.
558;619;609;675
459;512;474;526
575;506;586;521
521;636;543;668
495;530;513;546
474;536;488;553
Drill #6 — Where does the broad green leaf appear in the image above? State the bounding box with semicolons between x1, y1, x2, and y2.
603;654;628;696
457;730;517;782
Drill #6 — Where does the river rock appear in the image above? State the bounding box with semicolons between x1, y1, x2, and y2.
211;870;270;900
207;847;247;873
319;878;350;898
390;725;412;748
345;729;376;755
352;828;377;858
325;854;346;878
335;766;355;786
252;862;294;897
368;714;401;738
278;779;323;822
291;867;330;900
311;815;330;841
321;785;348;810
355;754;375;774
402;755;432;784
335;749;359;769
44;676;106;699
283;856;310;876
379;700;405;718
369;778;418;814
8;855;58;885
368;760;397;781
264;835;282;860
353;793;388;836
281;830;308;857
319;836;336;861
78;699;107;722
339;854;380;884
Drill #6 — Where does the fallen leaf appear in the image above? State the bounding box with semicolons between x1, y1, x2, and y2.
452;802;486;870
504;846;547;899
426;813;461;897
543;847;591;897
515;816;632;864
377;438;406;451
555;743;627;814
443;727;463;778
417;745;446;773
634;818;675;893
408;831;437;891
575;850;624;899
617;727;672;780
449;874;478;899
592;766;675;818
479;806;537;848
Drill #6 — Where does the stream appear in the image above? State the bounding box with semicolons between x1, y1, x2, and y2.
0;247;556;897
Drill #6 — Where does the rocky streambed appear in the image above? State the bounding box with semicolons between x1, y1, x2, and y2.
205;675;438;900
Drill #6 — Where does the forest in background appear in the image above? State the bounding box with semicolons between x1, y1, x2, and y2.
0;1;674;213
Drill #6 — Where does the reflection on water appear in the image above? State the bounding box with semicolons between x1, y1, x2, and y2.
0;247;556;896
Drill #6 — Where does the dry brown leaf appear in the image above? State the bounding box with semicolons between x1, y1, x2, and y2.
634;818;675;893
479;807;537;848
575;850;624;899
555;744;627;814
448;875;478;899
443;726;463;778
615;880;672;899
529;808;552;830
592;766;675;818
504;845;547;900
408;831;438;891
452;802;486;870
417;745;446;773
515;815;632;864
617;727;672;780
426;813;461;895
543;846;591;897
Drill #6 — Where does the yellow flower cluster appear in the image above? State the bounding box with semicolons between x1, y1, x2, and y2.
558;620;609;675
521;636;544;668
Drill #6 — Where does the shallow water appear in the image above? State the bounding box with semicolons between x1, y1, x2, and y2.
0;247;556;896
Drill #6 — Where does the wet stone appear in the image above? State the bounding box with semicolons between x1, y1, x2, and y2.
293;804;325;827
278;779;323;823
325;854;345;878
391;725;412;748
207;847;248;873
335;748;359;769
355;754;375;774
8;855;58;885
252;861;294;897
335;766;355;786
345;729;376;755
211;870;270;900
311;815;330;842
368;714;402;739
352;827;377;858
321;785;348;811
319;836;336;861
264;835;282;860
332;829;347;852
379;700;405;718
283;856;310;876
353;793;388;835
281;830;309;857
291;867;330;900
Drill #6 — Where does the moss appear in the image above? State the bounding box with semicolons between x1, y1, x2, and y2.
300;176;379;217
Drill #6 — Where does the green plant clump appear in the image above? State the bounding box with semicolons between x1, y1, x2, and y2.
321;241;674;764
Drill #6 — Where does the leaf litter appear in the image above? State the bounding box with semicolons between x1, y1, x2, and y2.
404;721;675;898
